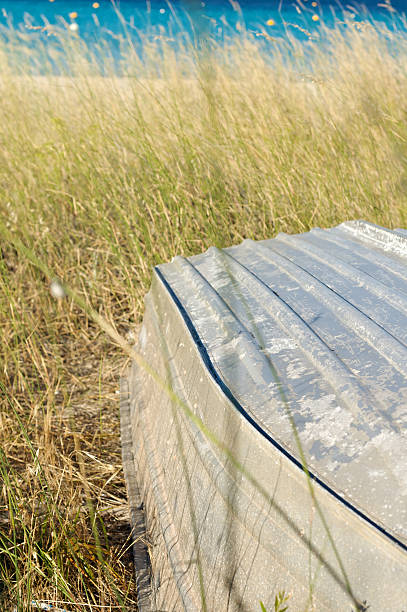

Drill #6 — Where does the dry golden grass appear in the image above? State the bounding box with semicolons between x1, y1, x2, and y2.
1;11;407;611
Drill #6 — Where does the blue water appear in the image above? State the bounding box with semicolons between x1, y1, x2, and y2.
1;1;406;73
2;1;406;33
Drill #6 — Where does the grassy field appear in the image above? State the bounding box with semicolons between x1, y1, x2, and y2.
1;11;407;611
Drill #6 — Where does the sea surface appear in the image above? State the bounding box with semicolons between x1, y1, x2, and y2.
1;1;406;72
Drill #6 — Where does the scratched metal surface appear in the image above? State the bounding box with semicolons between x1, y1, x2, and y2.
158;220;407;547
124;220;407;610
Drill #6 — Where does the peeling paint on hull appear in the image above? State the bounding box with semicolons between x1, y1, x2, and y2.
121;221;407;611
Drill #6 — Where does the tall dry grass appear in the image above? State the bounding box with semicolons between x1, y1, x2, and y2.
1;9;407;610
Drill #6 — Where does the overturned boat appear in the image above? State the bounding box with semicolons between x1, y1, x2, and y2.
121;221;407;611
